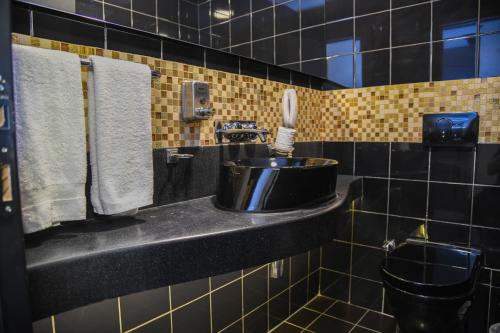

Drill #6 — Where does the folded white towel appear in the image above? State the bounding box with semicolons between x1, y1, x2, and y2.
12;45;87;233
87;56;153;215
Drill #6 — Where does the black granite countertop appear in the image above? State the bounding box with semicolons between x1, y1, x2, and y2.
25;175;361;319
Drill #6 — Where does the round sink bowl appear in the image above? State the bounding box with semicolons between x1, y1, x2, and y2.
216;157;338;212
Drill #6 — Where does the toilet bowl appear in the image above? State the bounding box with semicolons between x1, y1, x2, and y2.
380;240;483;333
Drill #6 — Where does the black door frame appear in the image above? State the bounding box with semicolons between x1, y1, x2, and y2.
0;0;33;332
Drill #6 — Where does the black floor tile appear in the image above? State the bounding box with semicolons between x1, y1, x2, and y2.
272;322;305;333
358;311;398;333
350;327;374;333
309;314;353;333
304;296;336;312
326;301;367;324
287;308;320;328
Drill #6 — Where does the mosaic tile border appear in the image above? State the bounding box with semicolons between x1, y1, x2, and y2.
11;34;500;146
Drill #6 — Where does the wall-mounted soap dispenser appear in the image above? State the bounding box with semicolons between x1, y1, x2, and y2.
181;81;213;122
423;112;479;147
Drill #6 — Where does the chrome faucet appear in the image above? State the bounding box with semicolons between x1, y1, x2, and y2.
215;121;269;144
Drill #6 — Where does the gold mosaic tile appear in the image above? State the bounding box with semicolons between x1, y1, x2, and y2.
12;33;500;146
323;78;500;143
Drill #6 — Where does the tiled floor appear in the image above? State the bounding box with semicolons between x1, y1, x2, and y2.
271;295;399;333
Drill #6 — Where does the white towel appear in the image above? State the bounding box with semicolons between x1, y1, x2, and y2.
12;45;87;233
87;56;153;215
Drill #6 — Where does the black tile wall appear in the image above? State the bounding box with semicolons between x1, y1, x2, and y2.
12;3;337;90
34;247;320;333
321;141;500;331
19;0;500;89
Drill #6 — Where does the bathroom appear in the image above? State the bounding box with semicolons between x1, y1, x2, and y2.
0;0;499;332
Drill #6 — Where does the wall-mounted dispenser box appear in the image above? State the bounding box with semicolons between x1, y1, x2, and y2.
423;112;479;147
181;81;213;122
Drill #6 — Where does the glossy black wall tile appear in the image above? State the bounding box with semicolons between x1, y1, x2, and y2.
475;144;500;186
428;183;472;224
392;3;431;46
356;177;388;213
355;142;389;177
107;28;161;58
323;141;354;175
432;37;477;81
390;143;429;180
430;147;475;183
392;43;430;84
389;179;427;218
21;0;500;89
322;141;500;325
355;49;390;87
33;10;105;48
355;12;390;52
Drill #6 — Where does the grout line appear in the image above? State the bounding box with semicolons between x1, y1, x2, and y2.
168;286;174;333
425;147;431;240
124;312;170;333
362;175;500;188
209;277;214;333
468;146;477;247
475;0;481;78
347;309;368;333
429;0;433;81
217;317;242;333
302;305;366;327
348;200;355;303
51;316;56;333
267;263;270;332
240;269;245;333
118;297;123;333
321;267;383;285
320;295;394;318
301;299;338;331
29;9;34;36
487;269;492;327
289;258;292;315
381;142;392;313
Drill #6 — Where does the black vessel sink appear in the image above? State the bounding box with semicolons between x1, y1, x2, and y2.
216;157;338;212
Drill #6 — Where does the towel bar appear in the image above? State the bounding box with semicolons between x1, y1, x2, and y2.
80;58;161;80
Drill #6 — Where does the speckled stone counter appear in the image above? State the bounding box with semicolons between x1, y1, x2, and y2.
25;175;361;320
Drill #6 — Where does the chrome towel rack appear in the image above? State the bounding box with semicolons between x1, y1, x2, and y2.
80;58;161;80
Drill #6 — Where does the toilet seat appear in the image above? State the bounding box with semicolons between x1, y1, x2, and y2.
380;241;482;298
